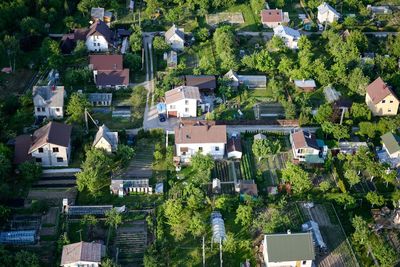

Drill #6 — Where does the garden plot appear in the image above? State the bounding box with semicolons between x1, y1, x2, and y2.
241;140;256;180
300;203;359;267
206;12;244;26
264;152;290;186
211;160;236;194
254;103;286;119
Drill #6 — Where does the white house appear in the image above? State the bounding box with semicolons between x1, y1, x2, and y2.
175;122;227;163
317;2;340;24
85;19;114;52
165;24;185;51
110;179;153;197
263;232;315;267
92;124;118;153
273;25;301;49
33;85;65;119
290;130;327;164
61;241;106;267
165;86;201;118
294;79;316;92
28;122;72;167
261;9;290;28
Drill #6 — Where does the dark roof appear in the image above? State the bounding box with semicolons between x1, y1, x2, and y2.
87;19;113;44
292;130;319;150
95;69;129;87
184;75;216;90
117;28;132;38
265;232;315;262
239;180;258;197
227;136;242;153
60;28;89;54
61;241;105;265
89;55;123;70
14;135;33;164
29;122;72;153
366;77;398;104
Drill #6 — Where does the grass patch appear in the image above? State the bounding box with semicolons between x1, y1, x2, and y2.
226;4;262;31
92;112;140;130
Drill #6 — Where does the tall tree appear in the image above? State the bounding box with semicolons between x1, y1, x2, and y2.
366;192;385;207
252;139;281;161
130;25;143;53
351;216;369;246
234;204;252;226
281;163;312;194
66;93;91;124
344;169;360;188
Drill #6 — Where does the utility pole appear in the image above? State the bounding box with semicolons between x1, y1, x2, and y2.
202;236;205;267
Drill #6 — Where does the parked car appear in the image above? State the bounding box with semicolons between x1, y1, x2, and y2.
158;113;166;122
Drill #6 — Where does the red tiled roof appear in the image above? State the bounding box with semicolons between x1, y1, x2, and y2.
95;69;129;87
366;77;398;104
89;55;123;70
261;9;283;23
175;123;227;144
291;130;319;150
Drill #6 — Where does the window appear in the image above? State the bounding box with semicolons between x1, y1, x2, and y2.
53;147;59;153
56;108;60;112
36;107;41;112
56;157;63;162
185;100;189;105
390;100;393;103
170;105;176;109
215;146;220;151
38;148;44;153
382;100;386;103
35;158;42;163
388;109;392;112
199;147;203;152
302;261;307;265
41;107;45;112
185;108;189;112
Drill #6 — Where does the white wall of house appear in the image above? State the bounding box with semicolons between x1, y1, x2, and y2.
166;35;184;51
263;240;312;267
167;98;198;117
365;93;399;116
62;260;100;267
33;95;63;119
289;135;320;162
263;21;282;28
318;11;339;24
176;142;225;162
94;137;113;153
86;35;109;52
31;142;70;167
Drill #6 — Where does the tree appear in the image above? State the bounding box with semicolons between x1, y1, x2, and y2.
105;208;123;230
66;92;91;124
346;30;368;52
15;251;40;267
81;214;98;239
57;232;70;254
268;78;285;101
350;103;371;121
152;36;170;54
321;122;350;140
344;169;360;188
282;100;296;119
366;192;385;207
211;0;236;9
252;139;281;161
188;212;206;237
130;25;142;53
115;145;135;169
3;35;20;72
213;26;238;71
281;163;312;194
73;40;87;57
381;169;396;187
40;37;63;69
130;86;147;112
77;0;102;14
250;0;265;14
64;67;91;88
319;180;331;192
124;53;142;71
370;239;397;267
195;28;209;42
391;33;400;57
315;103;333;124
76;149;113;197
101;258;120;267
347;67;369;95
20;17;42;36
253;208;290;234
351;216;369;246
326;193;356;209
223;232;237;253
235;204;252;226
0;144;11;182
357;122;377;139
164;198;189;240
18;161;42;185
191;152;215;173
0;246;12;266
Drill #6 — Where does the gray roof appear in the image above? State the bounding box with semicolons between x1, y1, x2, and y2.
88;93;112;102
254;133;266;140
324;85;341;103
28;122;72;153
318;2;340;17
61;242;106;265
93;124;118;151
381;132;400;155
264;232;315;262
91;7;104;20
238;75;267;88
274;25;300;38
165;86;200;104
165;24;184;41
184;75;217;90
33;86;64;108
294;79;316;88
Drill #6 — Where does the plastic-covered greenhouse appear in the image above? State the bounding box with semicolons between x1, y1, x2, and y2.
0;230;37;245
211;211;226;243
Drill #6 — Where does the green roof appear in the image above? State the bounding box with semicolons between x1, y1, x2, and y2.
381;132;400;155
265;232;315;262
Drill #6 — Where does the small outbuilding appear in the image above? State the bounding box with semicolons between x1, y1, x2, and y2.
227;135;242;159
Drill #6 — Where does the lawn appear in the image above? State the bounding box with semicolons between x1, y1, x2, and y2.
92;112;139;130
241;139;256;180
226;4;262;31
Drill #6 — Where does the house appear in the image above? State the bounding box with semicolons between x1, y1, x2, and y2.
33;85;65;119
165;24;185;51
60;28;90;54
224;70;266;89
367;5;392;15
89;54;129;89
378;132;400;167
174;122;227;162
165;86;201;118
294;79;316;92
235;180;258;198
365;77;399;116
184;75;217;92
317;2;340;24
290;130;327;164
14;122;72;167
263;232;315;267
273;26;301;49
61;241;106;267
92;124;118;153
86;19;114;52
227;134;242;159
88;93;112;106
261;9;290;28
110;178;153;197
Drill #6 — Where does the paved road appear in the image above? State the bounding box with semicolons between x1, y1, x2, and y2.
227;125;319;134
236;31;399;38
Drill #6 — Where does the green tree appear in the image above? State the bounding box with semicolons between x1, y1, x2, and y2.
351;216;369;246
0;144;11;181
124;53;142;71
350;103;371;121
130;25;143;53
319;180;331;192
191;152;215;173
321;122;350;140
326;193;356;209
253;208;290;234
370;239;397;267
15;251;40;267
223;232;237;253
81;214;98;239
115;145;135;169
315;103;333;124
188;212;206;237
357;122;377;139
76;148;113;197
73;40;87;57
347;67;369;95
152;36;170;54
164;198;189;240
195;28;209;42
3;35;20;72
268;78;285;101
101;258;121;267
281;163;312;194
64;67;91;88
40;37;63;69
282;100;296;119
20;17;42;36
344;169;360;188
105;208;123;230
213;26;238;71
381;169;396;187
391;33;400;57
346;30;368;52
66;93;91;124
250;0;265;14
18;161;42;185
252;139;281;161
0;246;12;266
366;192;385;207
235;204;252;226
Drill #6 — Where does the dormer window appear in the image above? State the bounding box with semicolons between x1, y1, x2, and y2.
382;100;386;103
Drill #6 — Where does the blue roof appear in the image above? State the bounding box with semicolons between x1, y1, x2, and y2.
0;230;37;244
316;139;325;148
